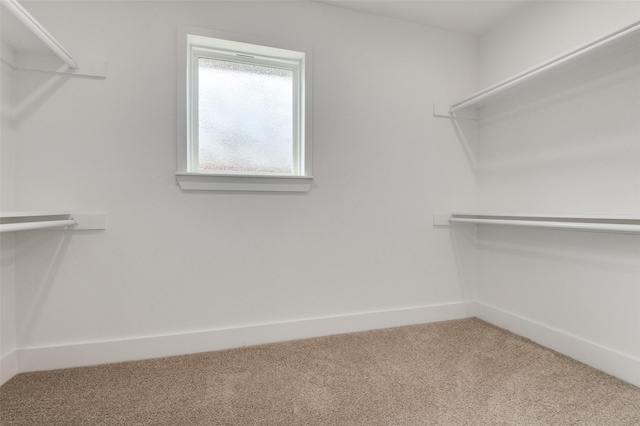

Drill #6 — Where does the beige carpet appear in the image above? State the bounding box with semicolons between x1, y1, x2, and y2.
1;318;639;425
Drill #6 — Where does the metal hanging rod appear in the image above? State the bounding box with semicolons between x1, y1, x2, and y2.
449;19;640;113
0;218;78;233
444;214;640;234
3;0;79;70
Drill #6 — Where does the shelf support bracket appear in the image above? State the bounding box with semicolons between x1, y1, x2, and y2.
433;104;477;121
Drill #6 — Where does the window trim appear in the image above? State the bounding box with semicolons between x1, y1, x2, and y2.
176;26;313;192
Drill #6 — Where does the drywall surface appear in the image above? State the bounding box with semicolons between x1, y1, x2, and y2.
0;62;15;212
10;1;477;357
1;60;17;384
476;0;640;378
478;0;640;88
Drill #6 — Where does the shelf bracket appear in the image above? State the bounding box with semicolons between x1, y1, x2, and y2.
433;104;477;121
11;52;107;79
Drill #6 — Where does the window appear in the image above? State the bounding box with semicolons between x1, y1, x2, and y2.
176;28;313;192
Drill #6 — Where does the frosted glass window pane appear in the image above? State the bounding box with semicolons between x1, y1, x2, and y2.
198;58;294;173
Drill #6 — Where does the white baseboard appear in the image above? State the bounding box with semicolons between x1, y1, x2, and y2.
472;301;640;388
11;301;640;390
18;301;473;374
1;350;18;386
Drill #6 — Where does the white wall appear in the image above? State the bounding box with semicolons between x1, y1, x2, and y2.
479;0;640;88
1;59;17;383
476;1;640;385
6;1;477;372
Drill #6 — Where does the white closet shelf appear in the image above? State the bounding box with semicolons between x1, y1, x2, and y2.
0;212;106;233
435;19;640;115
0;0;106;78
433;213;640;234
0;211;71;219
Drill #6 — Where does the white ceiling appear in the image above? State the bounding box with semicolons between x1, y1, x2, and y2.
318;1;531;36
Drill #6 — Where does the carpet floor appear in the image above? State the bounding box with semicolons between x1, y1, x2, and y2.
1;318;639;425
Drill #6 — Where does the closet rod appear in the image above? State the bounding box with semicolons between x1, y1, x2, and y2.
3;0;79;70
0;219;77;233
450;19;640;112
449;216;640;234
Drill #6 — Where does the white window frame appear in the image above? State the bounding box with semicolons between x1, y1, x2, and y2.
176;27;313;192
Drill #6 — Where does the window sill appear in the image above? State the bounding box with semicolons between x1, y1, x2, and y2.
175;173;313;192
